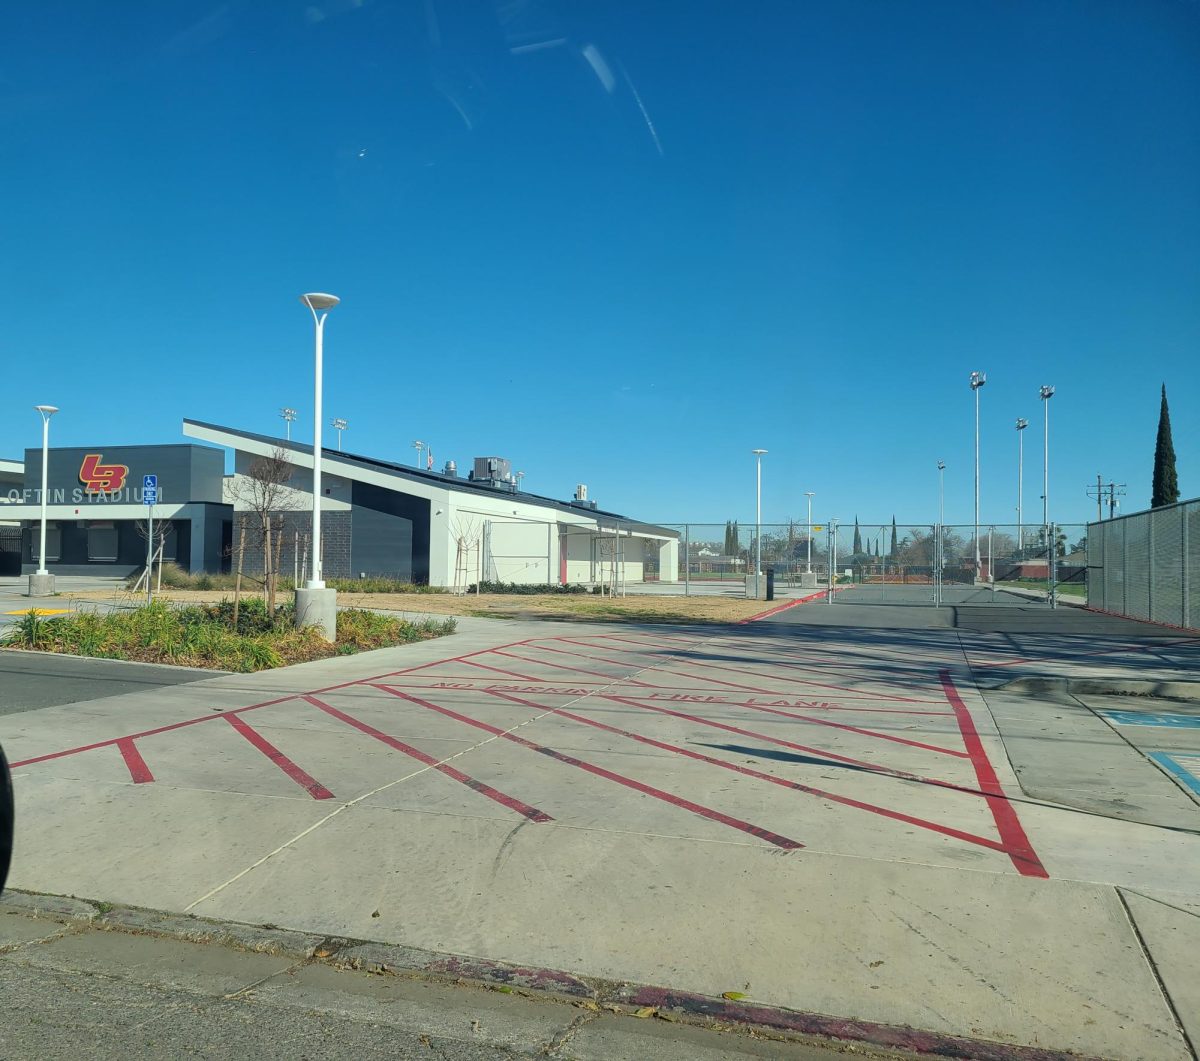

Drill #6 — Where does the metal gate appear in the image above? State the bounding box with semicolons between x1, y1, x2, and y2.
0;526;22;576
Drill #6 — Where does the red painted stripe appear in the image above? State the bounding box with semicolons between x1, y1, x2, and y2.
372;685;803;851
223;714;335;800
302;695;553;823
658;655;945;706
938;671;1048;878
492;649;660;687
459;658;542;680
737;590;828;624
601;694;939;783
488;691;1009;856
11;696;299;769
117;739;153;784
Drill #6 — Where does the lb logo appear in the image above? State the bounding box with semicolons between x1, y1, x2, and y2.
79;454;129;493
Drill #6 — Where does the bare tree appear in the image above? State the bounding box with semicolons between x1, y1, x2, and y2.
227;449;302;620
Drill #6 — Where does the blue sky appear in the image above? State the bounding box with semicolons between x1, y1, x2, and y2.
2;1;1196;529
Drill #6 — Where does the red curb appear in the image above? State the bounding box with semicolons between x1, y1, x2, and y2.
739;587;845;624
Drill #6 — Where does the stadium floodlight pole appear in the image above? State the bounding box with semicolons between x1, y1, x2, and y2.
752;450;767;599
280;407;297;441
32;405;59;593
412;440;425;468
300;294;339;589
331;417;347;451
1039;386;1054;526
969;371;986;577
1015;418;1028;552
936;460;945;526
804;491;815;573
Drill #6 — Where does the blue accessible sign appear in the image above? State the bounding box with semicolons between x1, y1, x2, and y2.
143;474;158;505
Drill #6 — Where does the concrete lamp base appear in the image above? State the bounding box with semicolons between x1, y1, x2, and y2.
799;572;818;589
296;587;337;642
27;573;55;598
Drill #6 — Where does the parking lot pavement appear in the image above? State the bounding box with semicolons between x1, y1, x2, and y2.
2;613;1198;1059
0;650;221;716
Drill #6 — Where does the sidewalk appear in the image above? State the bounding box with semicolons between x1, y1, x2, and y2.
2;614;1198;1059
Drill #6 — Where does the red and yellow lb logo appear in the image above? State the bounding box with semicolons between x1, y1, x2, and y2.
79;454;129;494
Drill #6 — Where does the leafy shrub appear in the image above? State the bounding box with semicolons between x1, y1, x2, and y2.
467;581;592;596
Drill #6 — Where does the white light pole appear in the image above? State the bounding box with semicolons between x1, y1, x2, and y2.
30;405;58;597
752;449;767;599
1015;418;1028;552
936;460;945;526
296;293;340;641
411;440;425;468
1039;386;1054;526
804;490;815;575
280;407;297;440
331;417;347;451
969;371;986;577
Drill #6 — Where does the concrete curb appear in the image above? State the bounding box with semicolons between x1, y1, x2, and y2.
998;675;1200;702
0;889;1102;1061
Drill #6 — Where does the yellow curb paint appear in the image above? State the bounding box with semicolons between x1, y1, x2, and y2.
4;608;70;616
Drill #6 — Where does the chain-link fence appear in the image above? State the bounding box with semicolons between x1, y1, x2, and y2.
1087;499;1198;630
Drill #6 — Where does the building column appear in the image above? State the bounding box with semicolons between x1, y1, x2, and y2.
189;506;206;573
659;538;679;583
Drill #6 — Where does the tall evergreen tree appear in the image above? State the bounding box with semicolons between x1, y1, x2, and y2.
890;517;898;557
1152;383;1180;508
723;521;733;555
852;517;862;555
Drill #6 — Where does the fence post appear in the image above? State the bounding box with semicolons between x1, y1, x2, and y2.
1049;523;1057;609
1183;506;1190;629
684;524;690;597
1148;513;1155;623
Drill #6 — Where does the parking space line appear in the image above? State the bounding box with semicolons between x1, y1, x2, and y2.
116;739;153;784
938;670;1047;879
301;695;553;823
616;693;968;758
372;685;803;850
223;714;335;800
487;691;1012;857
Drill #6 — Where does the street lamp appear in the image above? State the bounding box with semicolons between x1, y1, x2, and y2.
297;292;340;641
936;460;945;526
331;417;347;451
516;471;525;491
412;440;425;468
1039;386;1054;526
804;490;815;576
280;407;297;441
752;449;767;599
969;371;986;578
1015;418;1028;552
29;405;58;597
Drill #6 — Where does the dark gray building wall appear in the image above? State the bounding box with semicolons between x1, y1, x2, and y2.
18;444;224;506
351;482;430;582
236;510;352;581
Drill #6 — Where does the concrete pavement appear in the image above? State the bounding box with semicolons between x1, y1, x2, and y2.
2;609;1198;1059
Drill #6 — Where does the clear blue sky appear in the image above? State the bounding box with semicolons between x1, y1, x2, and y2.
3;1;1196;530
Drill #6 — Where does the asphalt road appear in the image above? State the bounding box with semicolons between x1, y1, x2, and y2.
0;651;219;717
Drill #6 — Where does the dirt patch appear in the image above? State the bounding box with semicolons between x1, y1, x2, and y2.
68;588;775;625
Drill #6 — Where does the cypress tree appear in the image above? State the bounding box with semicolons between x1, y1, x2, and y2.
852;518;862;555
1151;384;1180;508
890;517;898;557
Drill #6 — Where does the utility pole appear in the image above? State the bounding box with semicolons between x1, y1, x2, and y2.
1085;477;1127;521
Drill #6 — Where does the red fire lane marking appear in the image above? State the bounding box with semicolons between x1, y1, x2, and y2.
601;694;944;785
616;693;967;757
490;649;661;687
486;691;1010;856
301;695;552;824
938;671;1047;879
459;658;542;681
117;739;153;784
371;685;803;851
224;714;335;800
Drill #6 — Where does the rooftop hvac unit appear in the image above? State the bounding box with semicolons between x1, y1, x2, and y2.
574;484;588;501
471;456;512;483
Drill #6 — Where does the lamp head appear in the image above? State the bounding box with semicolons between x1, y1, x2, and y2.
969;371;986;390
34;404;59;416
937;460;945;470
300;293;340;311
1015;418;1028;430
1039;385;1055;400
751;448;767;455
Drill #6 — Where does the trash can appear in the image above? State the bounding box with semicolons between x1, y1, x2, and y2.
765;567;775;601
